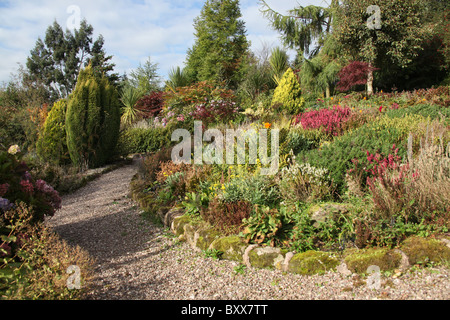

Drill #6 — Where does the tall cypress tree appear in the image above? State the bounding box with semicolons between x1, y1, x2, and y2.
65;64;120;169
185;0;250;89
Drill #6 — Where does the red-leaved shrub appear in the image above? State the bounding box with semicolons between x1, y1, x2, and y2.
135;91;164;118
336;61;377;92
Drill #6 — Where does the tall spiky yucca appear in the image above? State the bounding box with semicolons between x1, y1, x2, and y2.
65;63;121;169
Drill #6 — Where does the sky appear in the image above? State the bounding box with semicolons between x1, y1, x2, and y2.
0;0;326;85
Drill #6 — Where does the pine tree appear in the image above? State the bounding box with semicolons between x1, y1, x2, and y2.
65;64;121;169
185;0;250;89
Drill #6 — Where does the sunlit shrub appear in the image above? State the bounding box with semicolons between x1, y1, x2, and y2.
292;106;352;139
271;68;305;114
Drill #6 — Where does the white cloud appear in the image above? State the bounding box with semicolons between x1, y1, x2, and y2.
0;0;324;85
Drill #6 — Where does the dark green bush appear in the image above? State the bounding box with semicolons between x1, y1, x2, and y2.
117;126;173;156
65;64;121;169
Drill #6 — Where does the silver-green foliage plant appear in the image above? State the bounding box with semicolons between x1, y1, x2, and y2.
279;157;332;203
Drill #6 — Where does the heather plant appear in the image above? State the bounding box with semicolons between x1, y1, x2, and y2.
292;106;353;139
219;174;280;207
201;199;252;235
299;113;430;194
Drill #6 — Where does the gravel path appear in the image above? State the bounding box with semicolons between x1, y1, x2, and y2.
46;160;450;300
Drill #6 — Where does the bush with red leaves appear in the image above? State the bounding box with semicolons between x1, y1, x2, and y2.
336;61;376;92
135;91;164;118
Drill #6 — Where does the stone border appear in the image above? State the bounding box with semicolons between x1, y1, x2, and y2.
129;178;450;277
169;212;450;277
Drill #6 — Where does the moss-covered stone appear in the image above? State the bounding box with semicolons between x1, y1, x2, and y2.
401;236;450;266
196;228;222;251
208;236;247;262
172;215;193;236
344;247;402;274
288;251;339;275
248;247;285;269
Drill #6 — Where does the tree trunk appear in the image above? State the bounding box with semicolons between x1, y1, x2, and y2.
325;86;330;99
367;63;374;96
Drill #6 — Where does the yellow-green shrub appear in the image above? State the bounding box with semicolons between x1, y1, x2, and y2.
36;99;69;165
271;68;305;114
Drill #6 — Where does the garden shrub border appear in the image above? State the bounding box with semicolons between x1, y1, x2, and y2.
129;175;450;276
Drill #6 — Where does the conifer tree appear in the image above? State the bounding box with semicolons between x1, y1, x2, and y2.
36;99;69;165
271;68;305;114
65;64;121;169
185;0;250;89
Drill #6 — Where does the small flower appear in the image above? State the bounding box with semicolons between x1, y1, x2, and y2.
8;145;20;155
264;123;271;129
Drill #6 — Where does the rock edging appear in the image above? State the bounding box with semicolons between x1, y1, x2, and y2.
170;213;450;277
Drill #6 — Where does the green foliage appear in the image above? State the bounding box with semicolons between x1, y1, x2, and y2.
299;114;429;195
269;47;289;85
65;64;121;169
334;0;432;93
185;0;250;88
386;104;450;125
127;57;161;95
202;248;224;260
278;159;333;203
260;0;334;58
26;20;117;101
119;85;145;127
1;203;93;300
241;205;294;247
166;66;191;90
117;126;172;156
220;174;280;207
36;99;69;165
271;68;305;114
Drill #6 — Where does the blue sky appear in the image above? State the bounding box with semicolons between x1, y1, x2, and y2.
0;0;326;85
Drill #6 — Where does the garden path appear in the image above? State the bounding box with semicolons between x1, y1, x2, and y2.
47;159;450;300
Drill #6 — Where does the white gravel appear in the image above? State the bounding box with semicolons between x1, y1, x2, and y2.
46;160;450;300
